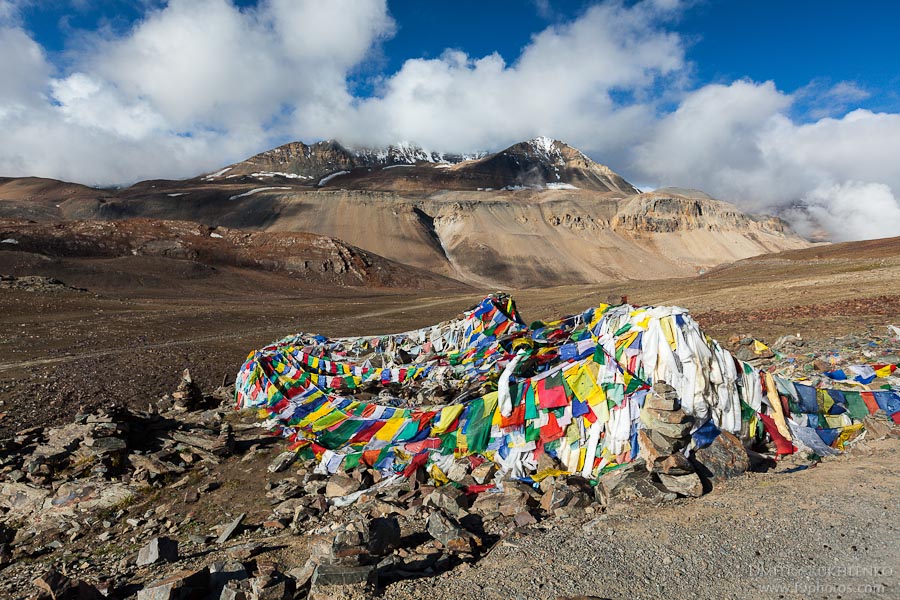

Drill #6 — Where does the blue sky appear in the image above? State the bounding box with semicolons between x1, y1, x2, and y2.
2;0;900;240
16;0;899;114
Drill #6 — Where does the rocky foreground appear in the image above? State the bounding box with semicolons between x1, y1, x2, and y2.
1;370;899;600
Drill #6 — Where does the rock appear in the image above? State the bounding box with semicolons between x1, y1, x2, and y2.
267;451;298;473
286;559;317;588
214;423;235;457
471;482;536;517
470;462;497;485
654;453;694;475
33;568;104;600
219;586;247;600
137;536;179;566
426;486;469;518
864;411;900;438
250;570;294;600
172;369;202;411
637;429;667;465
645;426;689;454
83;435;128;453
209;561;248;596
310;563;376;587
266;479;303;502
216;513;246;544
309;522;370;566
136;567;210;600
0;482;50;519
514;511;537;527
324;473;361;498
657;472;704;497
537;452;561;472
597;465;675;506
540;484;572;512
645;382;679;411
170;431;220;453
691;431;749;484
426;510;477;552
446;460;470;483
225;542;263;561
367;517;401;556
639;408;693;438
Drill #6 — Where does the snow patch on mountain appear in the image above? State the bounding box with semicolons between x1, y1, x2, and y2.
229;187;291;200
203;167;232;180
317;171;349;187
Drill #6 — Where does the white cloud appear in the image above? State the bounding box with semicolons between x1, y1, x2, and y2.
0;0;394;184
786;182;900;242
302;0;685;162
0;26;50;107
634;80;900;239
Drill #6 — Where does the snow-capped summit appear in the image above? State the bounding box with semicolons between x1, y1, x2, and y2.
201;137;637;195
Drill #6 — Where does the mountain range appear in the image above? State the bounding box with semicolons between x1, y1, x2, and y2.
0;137;810;288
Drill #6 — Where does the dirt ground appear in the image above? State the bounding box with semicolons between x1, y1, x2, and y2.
3;238;900;436
384;437;900;600
2;238;900;599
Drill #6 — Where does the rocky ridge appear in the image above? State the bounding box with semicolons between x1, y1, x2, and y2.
206;140;486;184
203;137;637;194
0;218;464;290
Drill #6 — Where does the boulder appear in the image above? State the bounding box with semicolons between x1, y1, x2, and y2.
309;522;370;566
137;537;179;566
425;486;469;518
32;569;104;600
471;462;498;485
208;561;248;596
864;410;900;439
597;465;675;506
426;510;478;552
136;567;210;600
324;474;360;498
310;563;376;587
691;431;749;485
657;472;704;498
648;451;694;476
216;513;245;544
470;482;537;517
639;409;693;439
367;517;401;556
267;451;297;473
445;460;470;483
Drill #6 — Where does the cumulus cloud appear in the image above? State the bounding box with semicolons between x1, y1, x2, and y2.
634;80;900;239
305;0;686;162
0;0;899;241
785;182;900;242
0;0;394;183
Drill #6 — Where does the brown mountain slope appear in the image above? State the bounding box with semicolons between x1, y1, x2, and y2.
0;218;467;291
0;139;813;287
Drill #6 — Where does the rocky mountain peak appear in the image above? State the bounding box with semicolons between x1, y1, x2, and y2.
200;137;637;194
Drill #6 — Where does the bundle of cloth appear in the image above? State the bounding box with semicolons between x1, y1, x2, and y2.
235;294;900;479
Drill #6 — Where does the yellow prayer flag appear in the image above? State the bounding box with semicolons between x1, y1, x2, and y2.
432;404;465;434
